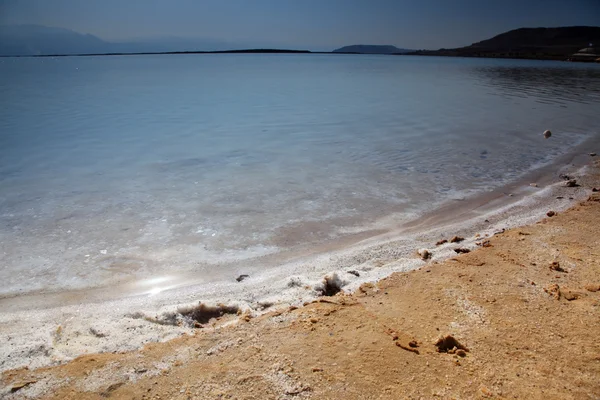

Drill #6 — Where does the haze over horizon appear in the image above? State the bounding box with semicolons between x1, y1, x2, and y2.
1;0;600;51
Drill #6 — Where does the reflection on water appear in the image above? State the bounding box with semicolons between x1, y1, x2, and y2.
473;64;600;105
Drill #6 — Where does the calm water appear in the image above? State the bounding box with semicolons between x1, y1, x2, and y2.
1;54;599;295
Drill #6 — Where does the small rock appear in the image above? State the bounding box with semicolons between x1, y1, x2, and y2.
563;291;583;301
408;340;419;348
450;236;465;243
565;179;578;187
454;248;470;254
543;130;552;139
549;261;566;272
546;210;556;217
417;248;432;260
89;327;107;338
10;380;37;393
347;270;360;277
530;183;538;187
100;383;124;397
312;367;323;372
436;239;448;246
434;335;469;353
592;188;599;192
590;153;597;157
456;349;467;357
584;284;600;292
236;274;250;282
395;341;420;354
544;284;561;300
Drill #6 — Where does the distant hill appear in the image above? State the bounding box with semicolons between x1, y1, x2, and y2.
0;25;309;56
333;45;412;54
409;26;600;61
0;25;113;56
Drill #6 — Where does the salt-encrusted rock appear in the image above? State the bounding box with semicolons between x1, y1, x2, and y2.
417;248;431;260
450;236;464;243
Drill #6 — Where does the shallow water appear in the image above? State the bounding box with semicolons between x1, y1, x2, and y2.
1;54;599;296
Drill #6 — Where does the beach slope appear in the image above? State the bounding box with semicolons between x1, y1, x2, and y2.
3;162;600;399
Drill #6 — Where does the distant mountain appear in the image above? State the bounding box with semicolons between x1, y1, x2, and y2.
409;26;600;61
110;37;241;53
0;25;305;56
333;45;413;54
0;25;113;56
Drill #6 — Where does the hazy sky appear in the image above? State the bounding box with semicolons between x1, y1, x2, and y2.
1;0;599;50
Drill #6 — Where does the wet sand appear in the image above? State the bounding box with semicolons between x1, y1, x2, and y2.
2;159;599;399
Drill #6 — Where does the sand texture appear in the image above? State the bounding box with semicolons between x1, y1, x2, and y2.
2;162;600;399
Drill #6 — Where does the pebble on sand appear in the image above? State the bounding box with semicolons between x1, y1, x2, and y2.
543;130;552;139
546;210;556;217
434;335;469;353
549;261;566;272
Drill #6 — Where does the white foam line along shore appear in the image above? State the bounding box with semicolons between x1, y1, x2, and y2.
0;154;597;373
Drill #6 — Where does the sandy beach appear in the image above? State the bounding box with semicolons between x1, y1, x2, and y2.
2;3;600;399
2;159;599;399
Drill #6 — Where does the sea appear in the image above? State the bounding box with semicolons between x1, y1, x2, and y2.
1;54;600;300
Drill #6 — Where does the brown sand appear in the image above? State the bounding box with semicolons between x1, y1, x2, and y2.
3;169;600;399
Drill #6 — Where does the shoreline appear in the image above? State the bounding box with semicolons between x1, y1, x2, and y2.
2;51;598;63
2;159;599;399
1;131;597;307
0;146;598;375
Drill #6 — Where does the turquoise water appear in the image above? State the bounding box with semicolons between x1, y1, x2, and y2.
1;54;599;295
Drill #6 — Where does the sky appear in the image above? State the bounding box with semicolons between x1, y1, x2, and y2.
1;0;599;50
